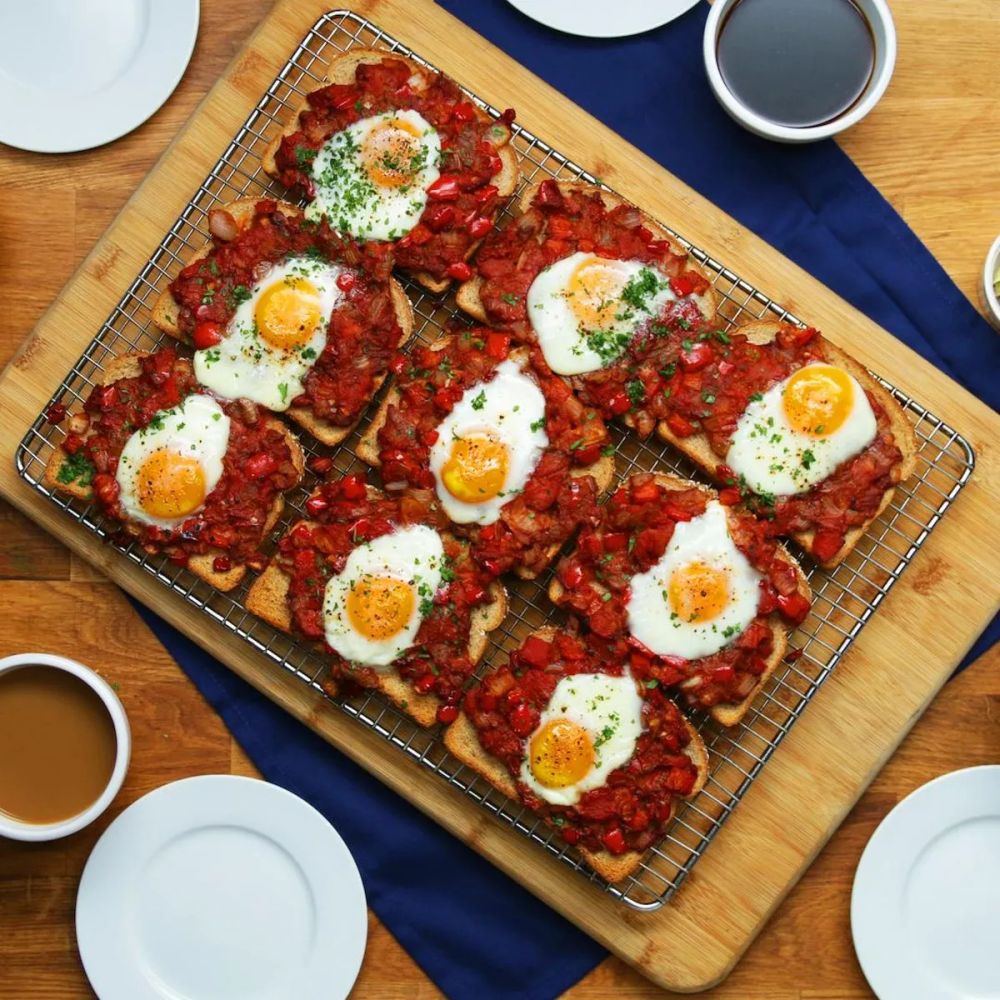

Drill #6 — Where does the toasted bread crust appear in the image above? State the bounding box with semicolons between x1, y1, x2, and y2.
244;489;508;726
442;626;709;882
655;320;919;568
455;178;718;324
355;336;615;579
150;197;415;446
547;472;810;726
43;352;305;592
261;47;519;293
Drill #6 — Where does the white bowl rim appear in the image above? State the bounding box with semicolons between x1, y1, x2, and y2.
0;653;131;841
982;234;1000;324
703;0;898;143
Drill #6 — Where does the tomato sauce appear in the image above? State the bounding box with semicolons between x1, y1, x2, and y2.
376;329;610;577
63;348;299;564
273;57;514;280
552;474;810;710
463;629;701;855
275;475;496;721
472;180;716;436
168;200;403;428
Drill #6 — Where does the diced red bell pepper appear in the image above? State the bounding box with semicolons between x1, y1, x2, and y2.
425;204;455;232
679;340;713;372
510;702;536;737
777;590;811;624
670;274;695;297
485;331;510;360
339;474;367;500
607;390;631;416
602;532;628;552
631;481;660;504
474;184;498;204
63;433;85;455
408;224;432;246
336;272;356;292
436;704;459;725
665;412;697;438
245;452;277;479
601;827;627;855
468;216;492;239
451;101;476;122
426;175;462;201
193;321;224;349
446;261;473;282
45;402;67;424
305;495;329;517
414;674;436;695
308;455;333;475
212;556;232;573
718;486;742;506
560;562;584;589
519;635;553;668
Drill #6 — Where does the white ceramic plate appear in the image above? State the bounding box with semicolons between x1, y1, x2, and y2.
76;775;367;1000
0;0;199;153
506;0;702;38
851;765;1000;1000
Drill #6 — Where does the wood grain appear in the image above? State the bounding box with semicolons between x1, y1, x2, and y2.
0;0;997;996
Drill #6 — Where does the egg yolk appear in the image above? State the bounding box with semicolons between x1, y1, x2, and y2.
361;117;424;188
346;575;416;641
254;277;322;349
137;449;207;519
566;257;627;329
782;365;854;437
440;434;509;504
668;561;730;623
529;719;595;789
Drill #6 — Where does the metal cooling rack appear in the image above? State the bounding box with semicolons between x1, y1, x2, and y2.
15;11;975;911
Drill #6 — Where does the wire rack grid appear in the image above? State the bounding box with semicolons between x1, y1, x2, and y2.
15;10;975;911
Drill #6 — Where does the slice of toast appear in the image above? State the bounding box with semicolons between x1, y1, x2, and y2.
151;197;415;447
261;47;519;294
654;320;919;569
245;488;507;726
547;472;811;727
443;625;709;883
355;336;616;580
43;353;305;592
455;178;718;324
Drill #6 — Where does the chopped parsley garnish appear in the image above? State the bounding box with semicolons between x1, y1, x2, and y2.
278;383;289;404
470;391;487;411
601;443;615;457
801;449;816;469
56;451;95;487
500;292;520;306
229;284;251;306
626;379;645;404
294;145;315;170
530;417;546;432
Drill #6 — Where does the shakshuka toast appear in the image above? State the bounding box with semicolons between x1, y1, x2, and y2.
456;178;719;437
245;475;506;727
355;329;616;580
443;626;709;883
653;320;918;568
43;348;305;591
152;198;414;447
549;473;811;727
262;48;519;293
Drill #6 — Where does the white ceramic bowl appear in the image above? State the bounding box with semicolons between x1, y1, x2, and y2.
703;0;897;143
0;654;130;842
981;235;1000;331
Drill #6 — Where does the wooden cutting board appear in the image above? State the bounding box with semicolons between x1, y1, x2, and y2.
0;1;996;991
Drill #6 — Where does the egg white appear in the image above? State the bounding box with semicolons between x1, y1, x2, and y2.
306;109;442;241
626;500;761;660
322;524;445;669
519;670;644;807
194;256;343;412
115;394;230;529
725;363;877;497
526;252;678;375
428;359;549;525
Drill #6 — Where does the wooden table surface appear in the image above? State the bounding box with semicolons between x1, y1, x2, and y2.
0;1;997;996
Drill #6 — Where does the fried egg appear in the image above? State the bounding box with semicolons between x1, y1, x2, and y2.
726;363;877;497
428;359;548;525
306;109;442;241
115;394;230;530
519;670;644;806
526;252;679;375
626;500;761;660
194;256;343;412
322;524;445;668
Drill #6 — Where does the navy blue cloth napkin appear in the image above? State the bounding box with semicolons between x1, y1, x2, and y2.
132;3;998;997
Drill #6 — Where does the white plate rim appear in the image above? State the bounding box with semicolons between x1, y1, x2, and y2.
0;0;199;153
505;0;703;39
851;764;1000;1000
75;774;367;1000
